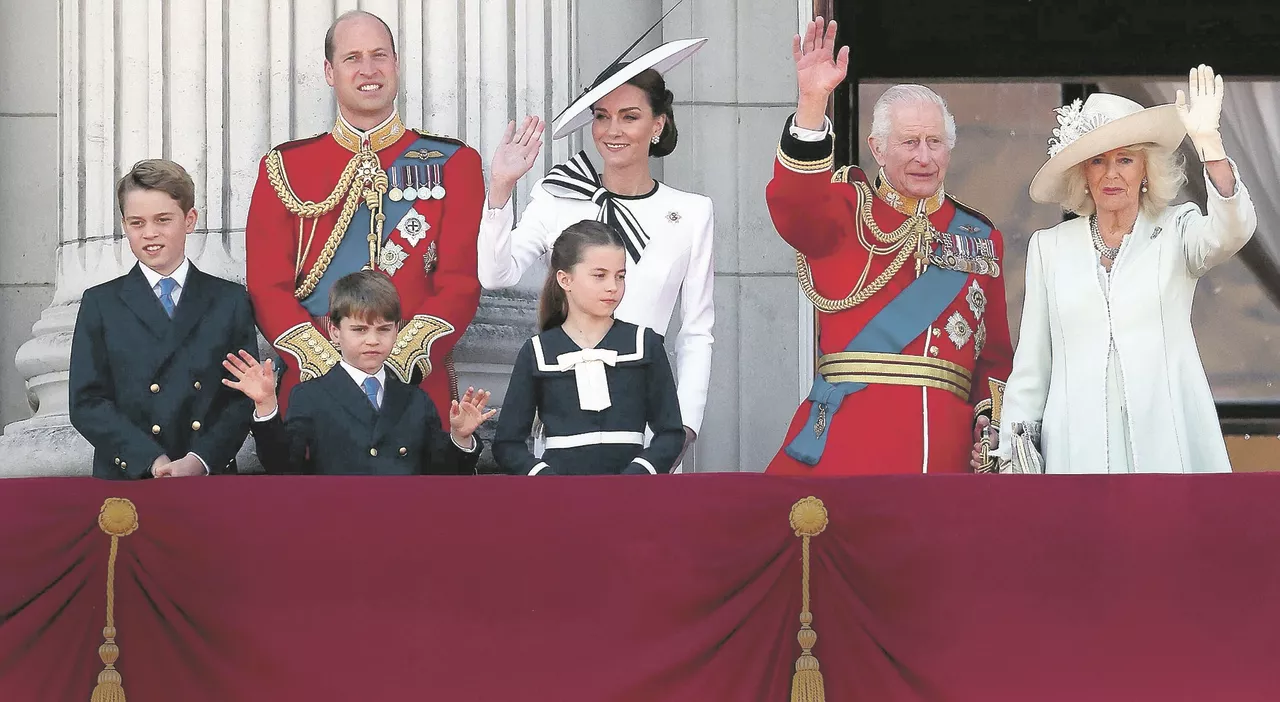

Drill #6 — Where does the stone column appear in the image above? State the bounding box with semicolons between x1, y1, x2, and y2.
0;0;572;477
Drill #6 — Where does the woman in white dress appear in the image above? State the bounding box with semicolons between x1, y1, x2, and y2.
478;37;714;464
983;65;1257;474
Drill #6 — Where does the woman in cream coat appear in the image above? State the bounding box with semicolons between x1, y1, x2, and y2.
987;66;1257;473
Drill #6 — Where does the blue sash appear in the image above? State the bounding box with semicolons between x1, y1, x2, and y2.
299;136;462;316
785;207;992;465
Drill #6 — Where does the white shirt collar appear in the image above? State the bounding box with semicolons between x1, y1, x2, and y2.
140;258;191;290
339;359;387;388
337;109;398;141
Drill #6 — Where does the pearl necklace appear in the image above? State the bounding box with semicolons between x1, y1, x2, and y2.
1089;214;1127;261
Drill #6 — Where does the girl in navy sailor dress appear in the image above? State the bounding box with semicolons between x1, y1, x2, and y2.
494;221;684;475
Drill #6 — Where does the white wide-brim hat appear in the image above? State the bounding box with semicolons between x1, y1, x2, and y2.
1028;93;1187;205
550;38;707;140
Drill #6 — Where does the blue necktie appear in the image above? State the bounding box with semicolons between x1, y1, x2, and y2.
362;376;381;410
157;277;177;318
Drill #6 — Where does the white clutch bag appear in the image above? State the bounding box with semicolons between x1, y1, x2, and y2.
1003;421;1044;474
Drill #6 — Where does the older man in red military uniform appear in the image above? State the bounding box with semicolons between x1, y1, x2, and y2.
246;10;483;427
765;17;1013;475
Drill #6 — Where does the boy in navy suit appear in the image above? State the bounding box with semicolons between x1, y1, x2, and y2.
225;270;494;475
69;160;258;479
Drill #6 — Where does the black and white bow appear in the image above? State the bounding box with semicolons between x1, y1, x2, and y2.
542;151;650;263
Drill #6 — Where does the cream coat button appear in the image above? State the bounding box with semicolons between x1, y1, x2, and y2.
150;383;160;393
191;421;202;431
194;381;202;390
399;447;408;456
370;448;379;457
151;425;161;435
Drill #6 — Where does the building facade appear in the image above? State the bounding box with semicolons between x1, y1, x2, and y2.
0;0;814;475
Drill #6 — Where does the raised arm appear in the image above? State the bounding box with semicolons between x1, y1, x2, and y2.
765;17;857;259
478;117;557;289
1174;65;1258;276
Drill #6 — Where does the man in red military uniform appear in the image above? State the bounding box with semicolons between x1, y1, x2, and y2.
766;17;1012;475
246;10;482;426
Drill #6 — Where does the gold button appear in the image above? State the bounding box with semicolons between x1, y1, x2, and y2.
191;421;202;431
193;381;202;390
370;448;378;457
929;346;939;356
149;383;160;393
399;447;407;456
931;328;941;337
151;425;161;435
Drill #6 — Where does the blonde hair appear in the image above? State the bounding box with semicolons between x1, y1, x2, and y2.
1057;143;1187;217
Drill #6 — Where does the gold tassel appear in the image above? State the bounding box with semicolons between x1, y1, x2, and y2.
92;499;139;702
789;497;829;702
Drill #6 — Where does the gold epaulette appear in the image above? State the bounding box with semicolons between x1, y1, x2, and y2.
384;315;456;383
832;166;853;184
273;323;340;382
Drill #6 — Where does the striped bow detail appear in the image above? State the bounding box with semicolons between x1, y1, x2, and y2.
541;151;649;263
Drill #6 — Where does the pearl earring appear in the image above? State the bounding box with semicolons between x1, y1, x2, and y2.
1141;179;1148;193
651;134;661;145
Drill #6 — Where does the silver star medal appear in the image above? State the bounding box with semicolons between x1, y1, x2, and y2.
379;240;409;276
396;209;430;248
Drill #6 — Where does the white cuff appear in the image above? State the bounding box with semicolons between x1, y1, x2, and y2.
631;457;657;475
253;406;279;422
483;196;513;217
451;433;478;453
529;461;550;476
789;116;832;142
187;452;210;475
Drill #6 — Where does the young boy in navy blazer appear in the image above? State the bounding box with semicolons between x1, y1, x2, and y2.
225;270;495;475
69;160;258;479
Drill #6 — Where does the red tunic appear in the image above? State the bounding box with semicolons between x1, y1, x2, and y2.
765;117;1012;475
245;114;483;426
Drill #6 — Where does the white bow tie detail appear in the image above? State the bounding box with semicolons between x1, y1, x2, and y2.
556;348;618;412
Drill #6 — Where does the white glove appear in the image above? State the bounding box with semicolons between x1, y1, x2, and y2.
1175;64;1226;162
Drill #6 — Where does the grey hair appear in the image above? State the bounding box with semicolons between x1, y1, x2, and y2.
869;84;957;150
1058;144;1187;217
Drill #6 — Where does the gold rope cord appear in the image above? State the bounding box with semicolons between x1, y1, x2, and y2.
789;496;829;702
796;180;924;313
267;148;384;300
91;498;139;702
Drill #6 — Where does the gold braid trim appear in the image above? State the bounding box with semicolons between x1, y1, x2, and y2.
974;378;1007;473
91;498;139;702
273;322;340;382
789;497;828;702
797;181;919;313
266;148;384;300
384;315;456;383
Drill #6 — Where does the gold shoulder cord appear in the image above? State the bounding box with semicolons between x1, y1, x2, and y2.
796;179;927;313
266;147;387;301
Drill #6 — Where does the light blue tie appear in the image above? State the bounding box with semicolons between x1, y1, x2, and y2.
362;376;381;410
157;277;177;318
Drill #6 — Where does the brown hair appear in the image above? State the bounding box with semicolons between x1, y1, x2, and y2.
329;270;401;326
591;66;679;158
537;221;626;331
325;10;396;64
116;159;196;217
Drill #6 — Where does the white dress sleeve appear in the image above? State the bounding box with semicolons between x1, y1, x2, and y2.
476;182;563;289
993;231;1052;460
1180;157;1258;278
672;197;716;434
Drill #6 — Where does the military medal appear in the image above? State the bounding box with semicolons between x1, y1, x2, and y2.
379;240;409;275
429;164;446;200
402;166;417;200
387;168;403;202
396;210;429;248
417;166;434;200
